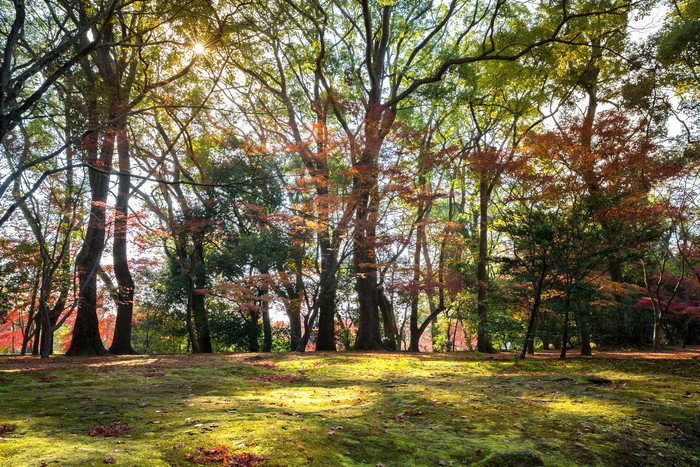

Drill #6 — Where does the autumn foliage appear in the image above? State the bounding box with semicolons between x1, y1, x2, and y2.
88;422;132;437
184;446;267;466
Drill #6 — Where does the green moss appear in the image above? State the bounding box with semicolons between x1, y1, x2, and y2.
0;352;698;466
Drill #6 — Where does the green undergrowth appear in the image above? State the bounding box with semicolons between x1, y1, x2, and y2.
0;351;698;466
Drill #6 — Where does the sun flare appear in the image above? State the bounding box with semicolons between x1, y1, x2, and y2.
193;43;205;55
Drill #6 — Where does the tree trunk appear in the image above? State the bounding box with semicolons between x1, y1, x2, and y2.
409;205;423;352
477;176;495;353
521;257;547;360
39;274;53;358
577;303;592;356
20;274;39;355
378;287;398;350
353;187;382;350
652;308;662;351
110;117;136;355
31;310;41;355
315;245;338;350
560;295;571;360
540;314;550;350
191;237;212;353
261;286;272;352
284;288;302;351
185;273;200;354
66;131;114;356
285;254;305;351
353;128;384;350
249;310;260;352
296;306;317;352
409;295;420;352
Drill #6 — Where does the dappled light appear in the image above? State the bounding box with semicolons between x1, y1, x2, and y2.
2;351;699;465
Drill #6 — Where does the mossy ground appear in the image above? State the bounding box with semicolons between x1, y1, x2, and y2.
0;348;698;466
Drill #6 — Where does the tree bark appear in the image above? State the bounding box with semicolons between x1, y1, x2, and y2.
191;236;212;353
652;308;662;351
315;237;337;351
261;286;272;352
378;287;398;350
296;306;317;352
286;298;302;351
249;310;260;352
521;257;547;360
283;280;302;351
20;273;39;355
477;176;496;353
559;295;571;360
185;272;200;354
353;146;383;350
409;217;422;352
66;129;114;356
110;117;136;354
577;303;592;356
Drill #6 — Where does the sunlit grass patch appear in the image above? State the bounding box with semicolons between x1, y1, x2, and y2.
0;351;698;466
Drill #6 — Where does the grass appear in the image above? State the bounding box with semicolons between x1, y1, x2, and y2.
0;348;698;466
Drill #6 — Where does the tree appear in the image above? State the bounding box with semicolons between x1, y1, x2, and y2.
0;0;118;143
66;0;212;356
655;0;700;156
228;0;640;350
640;232;686;351
0;1;123;229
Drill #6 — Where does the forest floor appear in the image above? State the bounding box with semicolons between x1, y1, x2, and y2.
0;348;698;466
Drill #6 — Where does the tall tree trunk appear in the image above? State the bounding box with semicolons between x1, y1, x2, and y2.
521;257;547;360
20;273;39;355
283;275;303;351
353;160;382;350
39;269;53;358
652;308;662;351
185;272;200;354
352;98;387;350
66;130;114;356
285;252;305;351
560;294;572;360
477;176;496;353
286;296;302;351
191;236;212;353
577;303;592;356
261;282;272;352
540;315;550;350
249;310;260;352
315;236;337;351
378;287;398;350
31;311;41;355
110;117;136;354
296;307;317;352
408;302;420;352
408;216;422;352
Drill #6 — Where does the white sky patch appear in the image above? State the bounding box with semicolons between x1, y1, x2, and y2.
628;6;667;42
